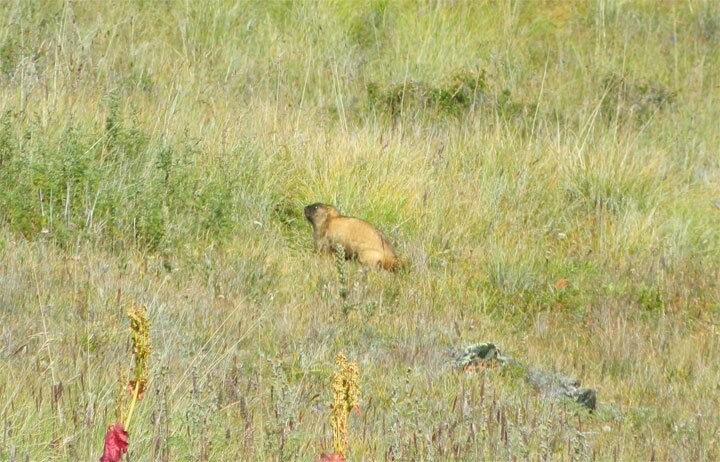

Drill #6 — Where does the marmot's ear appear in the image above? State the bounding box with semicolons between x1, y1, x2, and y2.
326;206;340;218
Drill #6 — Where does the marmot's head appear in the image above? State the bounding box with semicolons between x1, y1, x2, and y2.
304;203;339;225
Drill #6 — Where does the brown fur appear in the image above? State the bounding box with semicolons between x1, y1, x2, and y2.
304;203;399;271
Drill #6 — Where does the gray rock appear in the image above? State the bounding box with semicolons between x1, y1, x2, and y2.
576;388;597;410
526;369;597;410
455;343;512;369
456;343;499;366
456;343;597;411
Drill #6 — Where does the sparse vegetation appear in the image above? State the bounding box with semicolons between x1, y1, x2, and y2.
1;1;719;460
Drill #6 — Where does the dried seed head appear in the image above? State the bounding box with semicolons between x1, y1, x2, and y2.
127;303;151;384
331;352;360;457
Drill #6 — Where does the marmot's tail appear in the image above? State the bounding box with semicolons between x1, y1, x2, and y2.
378;232;400;271
382;255;401;272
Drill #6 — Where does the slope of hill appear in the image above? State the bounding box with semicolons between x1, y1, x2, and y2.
1;1;719;459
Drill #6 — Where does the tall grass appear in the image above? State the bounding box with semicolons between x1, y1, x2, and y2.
1;0;719;460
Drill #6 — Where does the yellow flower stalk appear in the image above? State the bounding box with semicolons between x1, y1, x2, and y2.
128;303;151;383
330;352;360;457
124;303;151;431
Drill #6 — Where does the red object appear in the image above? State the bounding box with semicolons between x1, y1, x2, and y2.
99;423;129;462
317;453;346;462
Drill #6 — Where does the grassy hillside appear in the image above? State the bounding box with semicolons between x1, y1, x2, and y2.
1;0;719;460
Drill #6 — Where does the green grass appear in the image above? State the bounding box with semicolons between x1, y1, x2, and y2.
1;0;720;460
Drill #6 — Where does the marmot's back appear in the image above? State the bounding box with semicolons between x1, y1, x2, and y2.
304;203;400;271
326;217;399;270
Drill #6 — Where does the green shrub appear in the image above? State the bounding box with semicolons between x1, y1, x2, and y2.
601;73;675;123
367;69;488;117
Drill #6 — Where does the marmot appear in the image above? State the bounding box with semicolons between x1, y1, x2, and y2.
304;203;400;271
